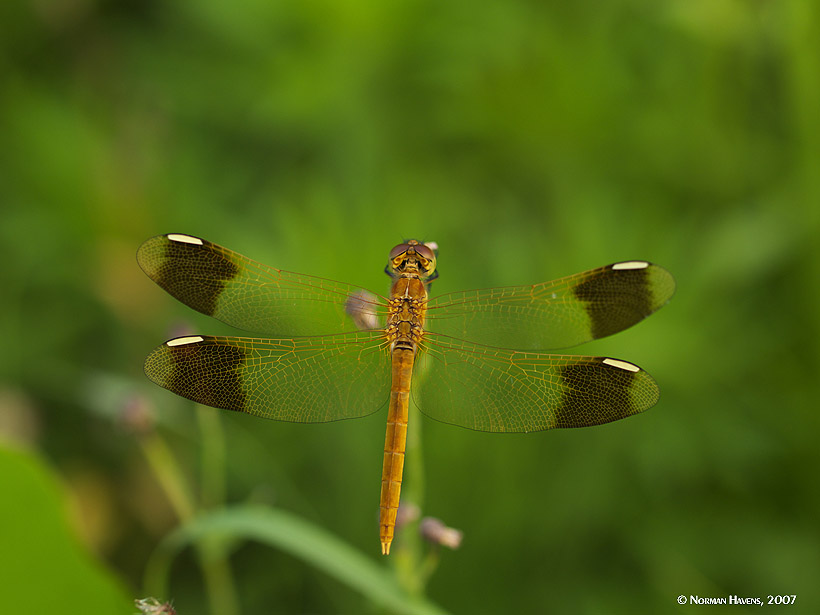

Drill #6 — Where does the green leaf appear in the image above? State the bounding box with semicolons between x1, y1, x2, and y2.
0;446;133;614
145;505;450;615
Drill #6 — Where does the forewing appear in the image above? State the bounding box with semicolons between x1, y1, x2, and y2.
144;331;391;422
138;234;386;335
414;334;660;432
425;261;675;350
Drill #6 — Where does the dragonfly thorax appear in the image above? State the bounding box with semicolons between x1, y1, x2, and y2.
386;277;428;352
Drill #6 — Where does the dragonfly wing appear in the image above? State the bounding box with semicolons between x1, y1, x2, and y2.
414;334;659;433
138;234;386;335
426;261;675;350
144;331;391;422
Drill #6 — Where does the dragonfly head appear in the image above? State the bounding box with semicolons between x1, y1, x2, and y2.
385;239;438;282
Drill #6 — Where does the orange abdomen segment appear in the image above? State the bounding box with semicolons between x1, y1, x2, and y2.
379;346;415;555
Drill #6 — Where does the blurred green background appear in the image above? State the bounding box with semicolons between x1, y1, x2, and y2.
1;0;819;613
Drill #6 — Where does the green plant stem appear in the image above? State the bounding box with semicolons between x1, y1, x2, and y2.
139;432;195;522
392;371;439;598
196;406;238;615
140;419;238;615
404;401;425;510
197;537;240;615
197;405;226;509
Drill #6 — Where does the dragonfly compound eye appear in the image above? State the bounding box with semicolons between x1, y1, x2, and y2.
389;244;410;261
415;243;436;261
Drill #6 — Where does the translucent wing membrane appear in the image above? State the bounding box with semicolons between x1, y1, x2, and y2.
139;235;671;432
426;262;675;350
137;234;387;336
144;332;392;422
415;334;659;433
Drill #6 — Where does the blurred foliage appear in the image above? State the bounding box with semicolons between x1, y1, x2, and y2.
145;505;448;615
1;0;819;613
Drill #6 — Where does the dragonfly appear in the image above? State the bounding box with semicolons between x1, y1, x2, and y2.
138;233;675;555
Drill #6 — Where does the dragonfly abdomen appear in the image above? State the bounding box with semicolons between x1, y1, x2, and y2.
379;346;414;555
